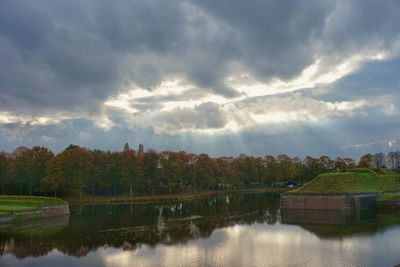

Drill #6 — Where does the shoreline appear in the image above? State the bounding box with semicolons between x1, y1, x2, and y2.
0;196;70;223
64;187;288;205
0;203;70;224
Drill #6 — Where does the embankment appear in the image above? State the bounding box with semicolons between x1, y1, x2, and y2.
0;196;69;224
281;169;400;211
64;187;287;205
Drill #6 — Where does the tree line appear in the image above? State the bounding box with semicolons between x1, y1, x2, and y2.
0;143;396;197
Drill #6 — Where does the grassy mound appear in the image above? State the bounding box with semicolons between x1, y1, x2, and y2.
374;169;400;175
345;168;377;175
0;196;66;216
289;169;400;195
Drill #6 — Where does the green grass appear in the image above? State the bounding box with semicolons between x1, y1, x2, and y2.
0;195;65;204
289;169;400;195
0;195;66;215
374;168;400;175
345;168;377;175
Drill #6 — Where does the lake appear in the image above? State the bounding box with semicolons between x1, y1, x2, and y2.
1;193;400;267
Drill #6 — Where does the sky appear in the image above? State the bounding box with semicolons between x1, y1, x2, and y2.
0;0;400;159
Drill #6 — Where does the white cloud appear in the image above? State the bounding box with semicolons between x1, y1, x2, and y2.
117;93;372;135
0;111;70;126
382;103;397;115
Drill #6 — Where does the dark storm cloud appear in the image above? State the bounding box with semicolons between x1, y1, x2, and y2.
191;0;333;79
1;0;400;114
320;0;400;54
1;0;400;157
0;0;187;115
0;0;114;114
0;0;332;116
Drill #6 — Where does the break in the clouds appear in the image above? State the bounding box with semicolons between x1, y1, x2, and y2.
0;0;400;158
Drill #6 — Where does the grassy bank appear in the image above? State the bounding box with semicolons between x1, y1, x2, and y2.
0;196;66;216
65;187;288;205
288;168;400;195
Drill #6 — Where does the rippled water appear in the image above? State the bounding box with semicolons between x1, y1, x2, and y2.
1;193;400;267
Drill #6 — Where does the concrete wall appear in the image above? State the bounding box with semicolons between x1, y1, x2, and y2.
280;193;377;211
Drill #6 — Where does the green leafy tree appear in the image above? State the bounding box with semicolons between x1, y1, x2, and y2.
277;154;295;183
41;156;64;197
264;155;278;186
143;150;159;194
105;152;122;197
55;146;94;198
121;149;142;197
31;146;54;193
90;150;108;196
0;152;9;194
215;157;234;189
193;154;214;191
11;147;35;195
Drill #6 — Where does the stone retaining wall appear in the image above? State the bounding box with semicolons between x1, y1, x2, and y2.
280;193;378;210
0;203;69;224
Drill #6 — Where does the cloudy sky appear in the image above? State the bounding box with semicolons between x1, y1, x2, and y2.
0;0;399;158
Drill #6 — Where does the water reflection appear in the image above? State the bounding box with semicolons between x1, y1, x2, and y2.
0;194;278;258
281;209;375;226
0;194;400;267
0;214;69;232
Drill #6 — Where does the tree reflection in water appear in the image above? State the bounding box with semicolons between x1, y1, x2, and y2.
1;193;400;260
0;194;278;258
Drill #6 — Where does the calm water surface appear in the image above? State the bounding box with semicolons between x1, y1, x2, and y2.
1;193;400;267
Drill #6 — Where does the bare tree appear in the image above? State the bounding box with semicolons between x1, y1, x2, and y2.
373;153;385;169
